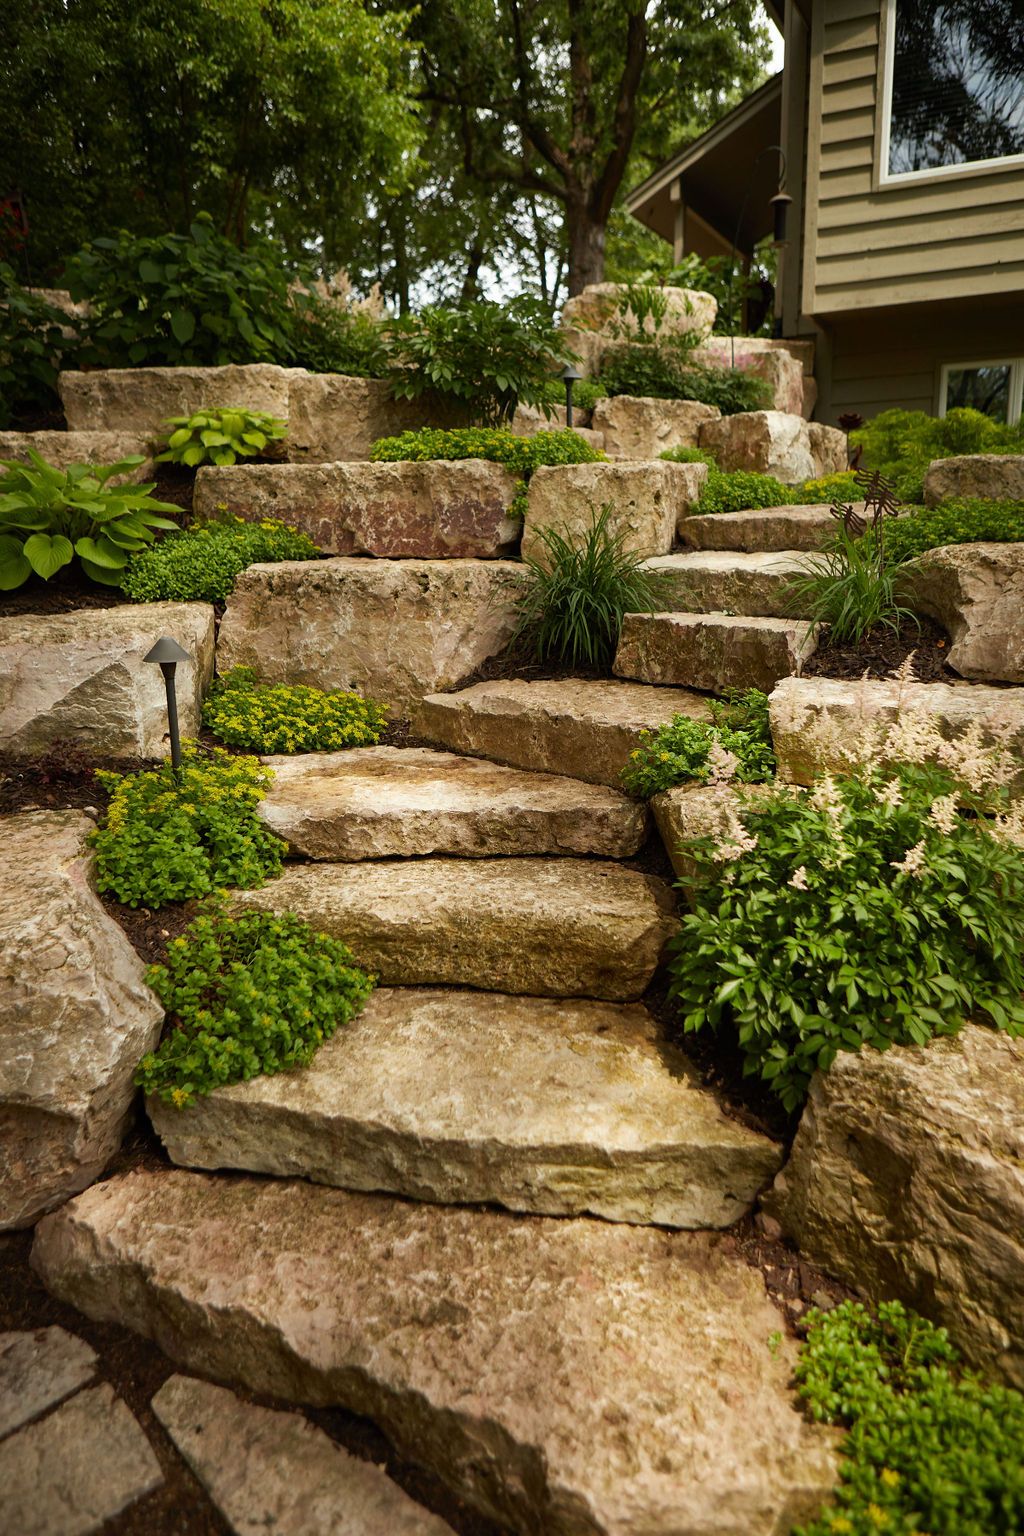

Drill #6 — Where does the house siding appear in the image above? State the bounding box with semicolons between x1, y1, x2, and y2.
802;0;1024;317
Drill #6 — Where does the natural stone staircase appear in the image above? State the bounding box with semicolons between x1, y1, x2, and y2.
645;549;814;619
679;503;842;554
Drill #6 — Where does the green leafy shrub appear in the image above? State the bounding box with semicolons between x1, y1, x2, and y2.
92;747;284;909
371;426;605;518
599;340;772;414
621;691;775;797
887;497;1024;562
64;215;301;368
288;298;390;378
795;1300;1024;1536
387;298;571;425
120;517;318;603
512;502;669;671
850;407;1024;503
668;755;1024;1110
797;471;859;504
137;907;375;1108
157;408;287;469
787;525;917;645
659;445;715;466
695;468;792;515
536;376;606;414
0;449;179;590
0;266;79;426
203;667;387;753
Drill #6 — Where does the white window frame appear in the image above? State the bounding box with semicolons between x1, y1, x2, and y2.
938;358;1024;424
878;0;1024;187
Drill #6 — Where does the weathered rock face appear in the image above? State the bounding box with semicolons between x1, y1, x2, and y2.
0;1327;97;1439
558;326;607;379
285;373;452;463
194;459;520;558
217;558;528;715
0;431;152;478
0;812;164;1230
153;1375;455;1536
651;783;747;886
151;988;780;1228
589;396;719;460
614;612;815;695
924;453;1024;506
0;602;214;760
768;674;1024;791
561;282;718;339
644;550;813;618
59;365;300;436
766;1026;1024;1389
695;334;815;378
522;460;696;564
257;746;648;860
692;341;805;415
904;543;1024;683
680;504;844;554
698;411;845;484
234;857;676;1001
416;677;713;787
32;1170;839;1536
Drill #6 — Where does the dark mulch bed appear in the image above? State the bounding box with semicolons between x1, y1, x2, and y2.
0;567;128;618
152;464;196;522
459;638;607;689
4;405;66;433
802;615;956;682
0;744;149;816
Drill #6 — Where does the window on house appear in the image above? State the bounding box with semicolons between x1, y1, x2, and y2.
940;360;1024;423
886;0;1024;177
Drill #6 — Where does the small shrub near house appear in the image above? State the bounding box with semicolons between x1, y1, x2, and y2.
120;517;318;604
621;691;775;798
157;407;287;469
92;747;284;908
886;497;1024;562
203;668;387;754
600;339;772;415
137;906;375;1108
850;406;1024;503
795;1300;1024;1536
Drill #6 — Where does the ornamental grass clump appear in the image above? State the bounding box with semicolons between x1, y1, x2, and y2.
621;690;775;797
92;746;284;908
795;1300;1024;1536
137;906;376;1108
667;701;1024;1110
203;668;387;753
120;517;318;603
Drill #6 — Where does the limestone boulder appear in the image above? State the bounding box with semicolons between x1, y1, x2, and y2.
651;782;750;886
561;282;717;339
766;1026;1024;1389
0;1328;97;1439
151;988;781;1228
808;421;848;477
614;612;815;694
692;340;805;415
217;558;528;715
32;1169;839;1536
194;459;520;558
0;812;164;1230
284;372;447;462
923;453;1024;506
59;364;300;437
257;746;648;859
0;431;153;478
699;411;845;484
510;402;595;435
0;602;214;760
523;460;696;564
558;326;606;379
416;677;713;787
680;504;844;554
904;543;1024;683
644;550;814;618
589;396;719;460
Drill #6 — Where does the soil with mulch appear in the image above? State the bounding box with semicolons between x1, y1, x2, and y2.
0;567;128;618
802;615;956;682
151;464;197;521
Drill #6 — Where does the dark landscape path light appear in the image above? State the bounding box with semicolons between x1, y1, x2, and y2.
563;364;583;428
143;635;191;777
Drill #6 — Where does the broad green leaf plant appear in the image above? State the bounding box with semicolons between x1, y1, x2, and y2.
157;407;287;468
0;449;179;589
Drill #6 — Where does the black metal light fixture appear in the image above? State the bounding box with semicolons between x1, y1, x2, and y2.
143;635;191;776
769;189;793;246
562;364;583;428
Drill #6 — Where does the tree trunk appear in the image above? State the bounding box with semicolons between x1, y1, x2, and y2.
566;203;605;294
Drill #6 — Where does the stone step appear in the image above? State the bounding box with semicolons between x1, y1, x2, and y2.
645;550;814;619
0;429;153;476
234;858;676;1000
415;677;713;788
150;987;781;1228
258;746;648;860
679;504;845;553
32;1171;840;1536
614;612;816;695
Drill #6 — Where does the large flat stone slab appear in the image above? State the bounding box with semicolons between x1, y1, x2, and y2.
589;396;719;460
152;1374;454;1536
522;460;693;564
0;1328;97;1439
59;364;301;436
698;411;845;484
769;674;1024;791
645;550;813;618
0;602;214;760
904;542;1024;683
680;504;843;553
923;452;1024;505
285;372;441;462
0;812;164;1230
194;459;520;558
0;1382;162;1535
416;678;713;787
151;988;780;1227
32;1170;839;1536
0;431;153;477
217;558;528;715
234;858;675;1001
257;746;648;859
766;1025;1024;1390
614;611;815;694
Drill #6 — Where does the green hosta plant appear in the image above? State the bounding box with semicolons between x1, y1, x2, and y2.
137;906;376;1108
0;449;179;589
157;408;287;469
